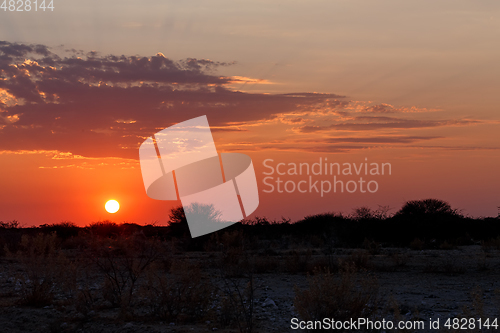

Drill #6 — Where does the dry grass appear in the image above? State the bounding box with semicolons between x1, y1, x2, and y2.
283;250;313;274
481;237;500;253
5;232;75;307
294;265;379;331
423;258;466;276
84;232;162;315
142;259;213;323
390;251;410;268
410;238;425;250
340;250;372;271
217;272;256;333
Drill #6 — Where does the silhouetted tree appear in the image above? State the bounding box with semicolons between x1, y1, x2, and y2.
168;206;190;238
352;207;373;220
395;199;457;217
169;206;187;225
0;220;19;229
87;221;121;238
38;221;79;239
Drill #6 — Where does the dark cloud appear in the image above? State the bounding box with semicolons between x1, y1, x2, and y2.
279;92;345;98
323;136;442;144
0;41;50;66
299;118;478;133
227;142;499;154
227;136;443;152
209;127;248;132
0;41;343;158
0;41;482;159
224;143;371;153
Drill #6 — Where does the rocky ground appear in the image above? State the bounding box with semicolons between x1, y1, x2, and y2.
1;245;500;333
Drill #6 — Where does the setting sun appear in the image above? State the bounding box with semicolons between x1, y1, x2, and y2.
105;200;120;214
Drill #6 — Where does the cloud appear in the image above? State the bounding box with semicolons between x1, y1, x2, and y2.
0;41;50;65
323;135;443;144
228;76;274;85
223;142;499;154
298;118;479;133
358;103;440;114
0;149;138;170
0;41;486;159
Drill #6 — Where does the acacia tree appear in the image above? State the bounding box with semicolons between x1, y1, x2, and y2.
168;206;190;238
395;199;458;217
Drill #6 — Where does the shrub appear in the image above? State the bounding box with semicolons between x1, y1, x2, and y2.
250;255;279;273
461;286;485;321
439;240;455;250
85;232;161;313
283;250;313;274
352;207;374;220
390;251;409;268
217;272;256;333
481;236;500;252
294;266;379;330
341;250;372;270
6;232;73;307
395;198;457;217
87;220;121;238
39;222;79;240
142;259;213;323
410;238;425;250
0;220;20;229
422;259;465;275
363;238;381;255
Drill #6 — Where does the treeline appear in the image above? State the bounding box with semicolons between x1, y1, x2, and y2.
1;199;500;251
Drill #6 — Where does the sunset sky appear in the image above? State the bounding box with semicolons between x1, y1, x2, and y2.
1;1;499;226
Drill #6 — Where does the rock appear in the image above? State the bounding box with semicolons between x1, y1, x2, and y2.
262;298;278;309
73;312;85;320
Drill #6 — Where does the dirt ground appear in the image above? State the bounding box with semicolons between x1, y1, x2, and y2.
1;245;499;333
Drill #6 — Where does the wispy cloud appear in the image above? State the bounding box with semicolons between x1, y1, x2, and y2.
297;118;479;133
322;135;443;144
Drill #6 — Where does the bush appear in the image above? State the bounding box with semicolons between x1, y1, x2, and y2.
39;222;79;240
217;271;256;333
283;250;313;274
294;266;378;331
6;232;73;307
395;198;457;217
142;259;213;323
338;250;372;271
0;220;19;229
410;238;425;250
87;221;121;238
85;232;161;313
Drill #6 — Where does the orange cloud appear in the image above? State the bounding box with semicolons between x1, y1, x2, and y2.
0;41;490;160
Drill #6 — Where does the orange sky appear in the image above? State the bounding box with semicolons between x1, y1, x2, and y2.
1;1;499;226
